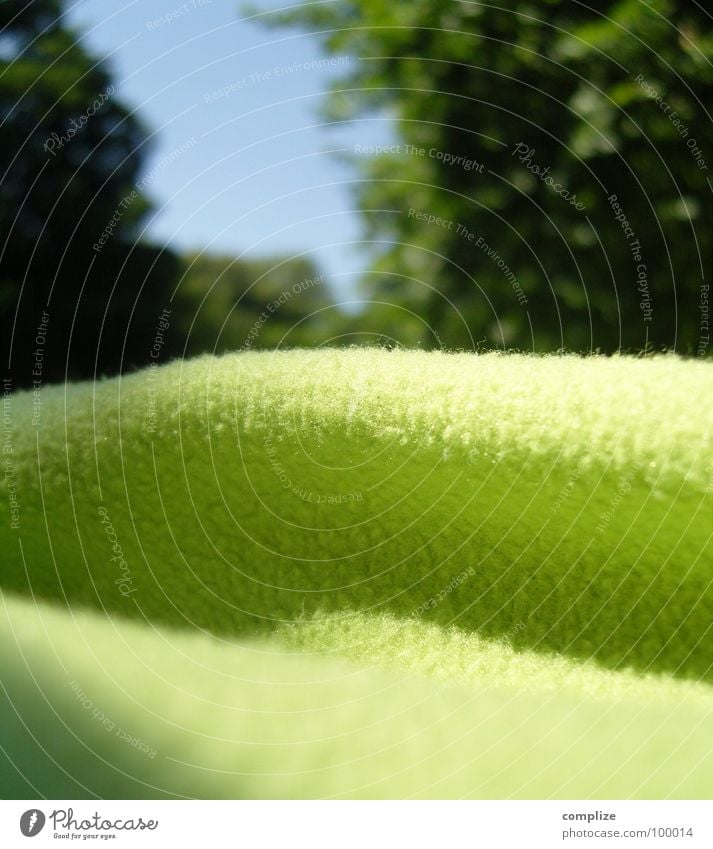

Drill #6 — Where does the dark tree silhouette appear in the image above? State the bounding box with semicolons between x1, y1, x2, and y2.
0;0;179;385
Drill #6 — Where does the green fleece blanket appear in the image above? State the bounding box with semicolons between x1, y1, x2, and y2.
1;350;712;798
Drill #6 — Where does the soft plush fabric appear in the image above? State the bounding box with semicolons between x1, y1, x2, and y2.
2;594;713;800
1;349;712;798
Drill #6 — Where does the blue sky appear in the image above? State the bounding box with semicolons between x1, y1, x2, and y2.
64;0;393;303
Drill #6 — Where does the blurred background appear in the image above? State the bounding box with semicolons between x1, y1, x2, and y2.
1;0;711;386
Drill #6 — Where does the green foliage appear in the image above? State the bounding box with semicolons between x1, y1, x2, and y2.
262;0;713;353
172;253;336;356
0;3;337;385
0;0;165;384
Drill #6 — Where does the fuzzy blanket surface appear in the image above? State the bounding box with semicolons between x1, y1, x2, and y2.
1;349;712;798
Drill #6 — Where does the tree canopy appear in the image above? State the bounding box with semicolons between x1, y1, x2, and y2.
263;0;713;354
0;2;333;385
0;0;169;384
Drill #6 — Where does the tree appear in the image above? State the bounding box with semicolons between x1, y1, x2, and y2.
0;0;178;385
173;252;336;357
261;0;713;353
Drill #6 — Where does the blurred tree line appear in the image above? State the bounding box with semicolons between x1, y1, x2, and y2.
0;1;332;388
174;253;334;357
266;0;713;353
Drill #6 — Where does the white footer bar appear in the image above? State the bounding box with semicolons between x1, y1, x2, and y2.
1;800;711;848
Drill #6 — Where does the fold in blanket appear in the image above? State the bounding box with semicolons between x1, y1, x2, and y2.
2;594;713;799
1;350;712;797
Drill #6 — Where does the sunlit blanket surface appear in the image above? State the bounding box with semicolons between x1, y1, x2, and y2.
1;349;712;798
